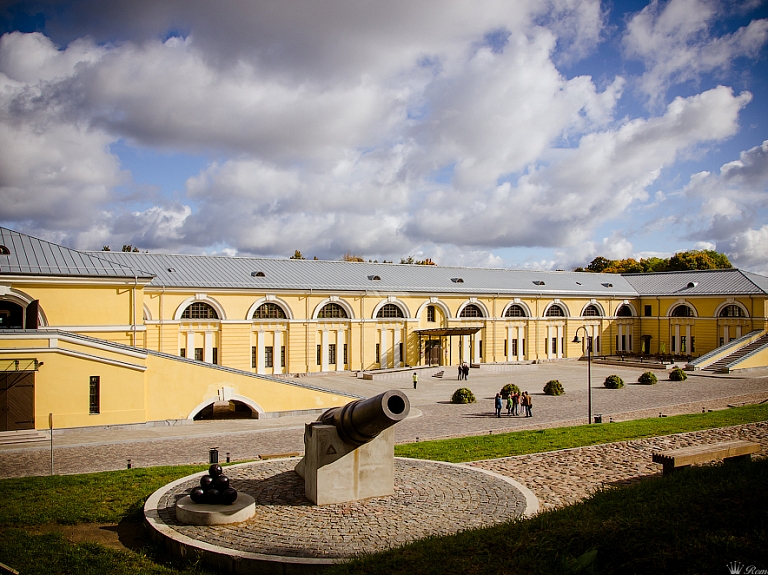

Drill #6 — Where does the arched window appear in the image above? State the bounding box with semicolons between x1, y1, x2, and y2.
671;305;695;317
0;301;24;329
505;304;527;317
719;305;745;318
616;305;633;317
377;304;404;318
318;303;348;319
181;302;219;320
253;303;287;319
583;305;601;317
545;305;565;317
460;304;483;318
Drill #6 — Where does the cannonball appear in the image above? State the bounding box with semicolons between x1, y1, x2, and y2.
208;463;223;477
220;487;238;505
200;475;214;490
189;486;206;504
205;488;221;504
213;474;230;491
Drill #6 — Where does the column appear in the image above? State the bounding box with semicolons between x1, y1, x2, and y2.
321;330;329;372
674;324;680;354
380;329;388;368
556;325;563;359
336;329;345;371
547;326;553;359
393;327;401;367
617;324;624;352
517;326;525;361
274;330;282;374
257;330;265;374
507;326;514;361
204;331;214;363
685;324;691;354
185;331;195;359
473;332;481;363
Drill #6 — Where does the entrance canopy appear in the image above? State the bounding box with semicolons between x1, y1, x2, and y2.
415;327;482;337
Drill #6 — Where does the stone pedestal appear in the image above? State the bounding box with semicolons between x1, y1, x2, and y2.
295;424;395;505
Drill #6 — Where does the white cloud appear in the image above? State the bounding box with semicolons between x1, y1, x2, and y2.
720;225;768;274
623;0;768;101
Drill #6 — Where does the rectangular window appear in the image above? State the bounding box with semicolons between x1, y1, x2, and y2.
89;376;100;415
212;348;218;365
681;336;686;353
504;339;508;356
265;346;274;368
629;335;632;351
180;348;186;358
281;346;285;368
194;348;204;361
720;337;724;347
479;340;483;359
252;346;257;369
376;343;380;364
329;343;336;365
343;343;348;365
595;336;600;354
427;305;435;322
317;345;322;366
691;337;695;353
644;305;652;317
522;339;525;356
551;337;557;354
399;342;403;363
671;337;676;353
616;335;619;351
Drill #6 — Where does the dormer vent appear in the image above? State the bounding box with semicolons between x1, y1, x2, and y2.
167;268;175;272
368;275;381;281
0;245;9;255
687;281;698;288
451;277;464;283
532;280;545;286
251;271;266;277
602;282;613;288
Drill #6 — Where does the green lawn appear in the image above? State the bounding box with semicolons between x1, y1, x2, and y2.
0;403;765;574
394;402;768;462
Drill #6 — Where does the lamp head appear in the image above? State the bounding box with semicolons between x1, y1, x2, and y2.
572;335;581;343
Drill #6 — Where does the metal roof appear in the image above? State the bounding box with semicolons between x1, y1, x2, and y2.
90;251;640;296
622;268;768;296
0;227;152;279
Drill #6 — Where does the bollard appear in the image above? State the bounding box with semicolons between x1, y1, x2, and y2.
127;459;132;469
209;448;219;464
594;414;602;424
226;452;231;463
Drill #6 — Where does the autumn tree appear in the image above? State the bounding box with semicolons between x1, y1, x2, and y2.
574;250;731;273
342;252;365;262
289;250;306;260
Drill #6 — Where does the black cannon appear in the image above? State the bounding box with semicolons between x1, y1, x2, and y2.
318;389;410;447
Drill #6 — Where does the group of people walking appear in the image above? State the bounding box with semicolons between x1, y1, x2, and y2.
457;362;470;380
494;389;532;418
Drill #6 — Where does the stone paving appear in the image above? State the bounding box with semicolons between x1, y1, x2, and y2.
151;458;528;559
1;363;767;479
472;421;768;510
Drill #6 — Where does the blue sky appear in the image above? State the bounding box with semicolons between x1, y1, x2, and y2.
1;0;767;273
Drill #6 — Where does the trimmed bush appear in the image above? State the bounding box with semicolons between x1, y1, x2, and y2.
500;383;521;399
543;380;565;396
638;371;658;385
451;388;476;404
669;367;688;381
604;374;625;389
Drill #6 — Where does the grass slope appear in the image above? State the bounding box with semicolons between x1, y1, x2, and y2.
394;403;768;462
327;459;768;575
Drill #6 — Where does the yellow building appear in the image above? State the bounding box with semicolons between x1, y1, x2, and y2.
1;227;767;431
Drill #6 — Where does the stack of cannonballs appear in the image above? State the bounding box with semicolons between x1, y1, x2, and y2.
189;464;239;505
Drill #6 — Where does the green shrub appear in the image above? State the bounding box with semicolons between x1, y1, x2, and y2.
451;388;476;404
638;371;658;385
500;383;521;399
604;374;624;389
543;380;565;396
669;367;688;381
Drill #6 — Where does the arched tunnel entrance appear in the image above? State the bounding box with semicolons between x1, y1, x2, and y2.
193;399;260;421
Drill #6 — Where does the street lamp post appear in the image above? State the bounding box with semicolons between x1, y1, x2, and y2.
572;327;593;424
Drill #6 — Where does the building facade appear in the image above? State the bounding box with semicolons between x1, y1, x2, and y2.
1;227;767;431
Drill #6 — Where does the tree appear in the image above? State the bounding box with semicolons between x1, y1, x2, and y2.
586;256;612;273
122;245;139;253
289;250;306;260
101;246;111;251
668;250;731;271
603;258;644;273
342;252;365;262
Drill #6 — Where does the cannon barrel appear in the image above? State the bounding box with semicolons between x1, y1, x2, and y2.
319;390;410;447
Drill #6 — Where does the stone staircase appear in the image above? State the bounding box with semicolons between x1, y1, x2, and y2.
704;333;768;372
0;429;49;446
